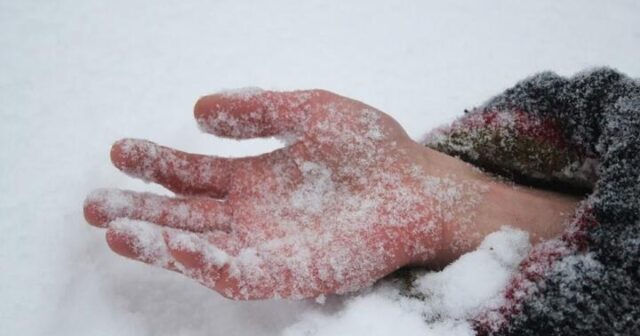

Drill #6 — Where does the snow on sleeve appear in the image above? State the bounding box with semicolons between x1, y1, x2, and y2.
284;227;531;336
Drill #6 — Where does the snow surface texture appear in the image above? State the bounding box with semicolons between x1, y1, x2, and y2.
284;228;531;336
2;1;640;335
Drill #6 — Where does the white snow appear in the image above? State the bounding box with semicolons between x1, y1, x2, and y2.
284;228;531;336
2;0;639;335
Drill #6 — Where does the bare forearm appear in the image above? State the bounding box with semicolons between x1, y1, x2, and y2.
417;146;581;266
477;181;581;243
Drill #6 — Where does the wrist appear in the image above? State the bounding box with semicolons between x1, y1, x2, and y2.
474;180;581;244
414;145;581;266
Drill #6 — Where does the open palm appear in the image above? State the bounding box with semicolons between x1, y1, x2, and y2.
84;90;473;299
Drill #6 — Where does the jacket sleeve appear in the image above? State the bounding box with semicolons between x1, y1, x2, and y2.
423;68;640;335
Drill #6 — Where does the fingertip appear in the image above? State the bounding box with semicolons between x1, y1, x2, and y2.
106;228;139;259
109;139;129;170
110;138;156;173
83;189;115;227
193;95;215;125
83;200;109;227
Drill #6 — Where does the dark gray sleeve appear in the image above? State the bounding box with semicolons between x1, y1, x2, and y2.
486;68;640;336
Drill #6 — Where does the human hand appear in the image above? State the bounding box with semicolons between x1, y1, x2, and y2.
84;89;567;300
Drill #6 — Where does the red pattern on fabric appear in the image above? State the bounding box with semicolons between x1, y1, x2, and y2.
448;108;568;149
473;197;597;335
426;107;597;334
452;109;596;334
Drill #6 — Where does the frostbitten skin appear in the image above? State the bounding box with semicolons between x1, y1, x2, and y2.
84;89;481;300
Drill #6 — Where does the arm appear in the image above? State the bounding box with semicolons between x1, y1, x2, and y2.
84;89;580;300
417;147;580;267
427;68;640;335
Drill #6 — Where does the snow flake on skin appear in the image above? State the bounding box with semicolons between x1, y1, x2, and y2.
86;189;137;219
218;87;265;100
111;138;234;197
218;167;486;299
207;111;490;298
167;230;231;267
108;219;175;268
95;89;498;301
114;138;169;183
289;162;334;213
197;90;316;139
202;109;252;139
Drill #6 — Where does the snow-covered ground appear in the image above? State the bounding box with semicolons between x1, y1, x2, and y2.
2;1;639;335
